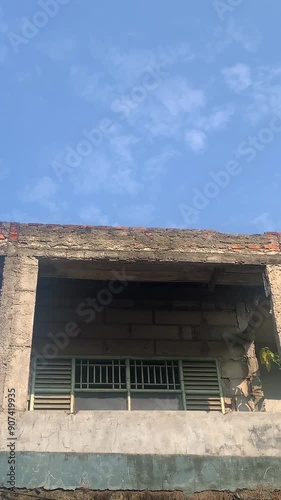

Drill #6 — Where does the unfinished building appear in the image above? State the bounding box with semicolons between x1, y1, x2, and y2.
0;222;281;494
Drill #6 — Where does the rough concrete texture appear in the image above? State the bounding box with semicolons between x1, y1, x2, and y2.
0;255;38;411
1;490;281;499
266;265;281;353
0;412;280;455
1;222;281;263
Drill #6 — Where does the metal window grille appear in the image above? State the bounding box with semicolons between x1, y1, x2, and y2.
30;357;224;413
30;358;73;411
182;359;224;412
75;359;126;390
129;360;180;391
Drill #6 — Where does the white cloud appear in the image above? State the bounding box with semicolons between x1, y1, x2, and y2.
222;64;252;92
109;135;139;163
206;21;261;61
251;212;274;232
69;65;114;104
107;163;139;196
225;20;261;53
21;176;65;215
79;205;109;225
157;77;206;116
196;105;234;132
71;42;194;106
70;148;140;197
89;41;194;87
143;149;179;181
37;38;77;61
119;203;156;225
16;66;41;83
246;65;281;123
184;129;207;153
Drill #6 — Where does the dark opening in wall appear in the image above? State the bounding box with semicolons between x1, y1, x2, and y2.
29;261;277;413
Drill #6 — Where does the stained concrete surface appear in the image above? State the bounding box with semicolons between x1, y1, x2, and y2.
0;453;281;492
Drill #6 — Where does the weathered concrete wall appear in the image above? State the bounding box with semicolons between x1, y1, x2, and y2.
1;411;280;455
0;225;281;493
1;222;281;264
0;412;280;491
0;255;38;411
266;265;281;355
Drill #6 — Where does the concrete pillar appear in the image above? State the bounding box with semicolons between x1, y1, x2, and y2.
0;255;39;411
266;265;281;356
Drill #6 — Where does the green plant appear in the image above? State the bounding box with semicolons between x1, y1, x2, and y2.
259;347;281;372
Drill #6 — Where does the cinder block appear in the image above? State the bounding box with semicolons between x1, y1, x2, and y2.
80;325;130;339
33;338;105;357
132;325;180;339
202;311;237;326
52;307;103;323
4;346;33;411
182;326;193;340
155;311;201;325
103;340;154;356
193;326;240;341
33;338;155;358
201;341;245;360
155;341;202;357
109;298;136;308
105;309;153;324
201;301;216;310
172;301;201;310
221;359;249;379
15;258;38;292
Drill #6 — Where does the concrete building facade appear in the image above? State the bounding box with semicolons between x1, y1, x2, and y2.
0;222;281;495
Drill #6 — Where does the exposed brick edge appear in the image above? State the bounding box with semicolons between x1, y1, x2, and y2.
8;223;19;242
1;223;281;252
229;233;281;252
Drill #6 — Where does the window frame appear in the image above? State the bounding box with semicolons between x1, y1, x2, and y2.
29;356;225;414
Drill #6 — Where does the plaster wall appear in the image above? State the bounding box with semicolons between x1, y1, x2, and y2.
0;412;281;491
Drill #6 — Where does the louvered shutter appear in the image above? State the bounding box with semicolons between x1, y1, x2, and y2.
31;358;72;410
182;360;223;412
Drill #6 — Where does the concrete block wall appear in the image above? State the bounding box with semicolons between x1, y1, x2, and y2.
32;278;265;412
0;255;39;411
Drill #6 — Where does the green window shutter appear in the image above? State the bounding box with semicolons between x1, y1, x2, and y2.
182;360;223;412
31;358;72;411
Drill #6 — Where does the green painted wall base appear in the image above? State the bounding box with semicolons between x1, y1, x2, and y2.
0;453;281;493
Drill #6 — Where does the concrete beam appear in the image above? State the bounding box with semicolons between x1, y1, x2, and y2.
266;265;281;356
0;255;39;411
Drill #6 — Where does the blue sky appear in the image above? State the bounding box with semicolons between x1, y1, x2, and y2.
0;0;281;233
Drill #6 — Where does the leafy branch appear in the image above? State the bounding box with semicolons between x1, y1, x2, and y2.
259;347;281;372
